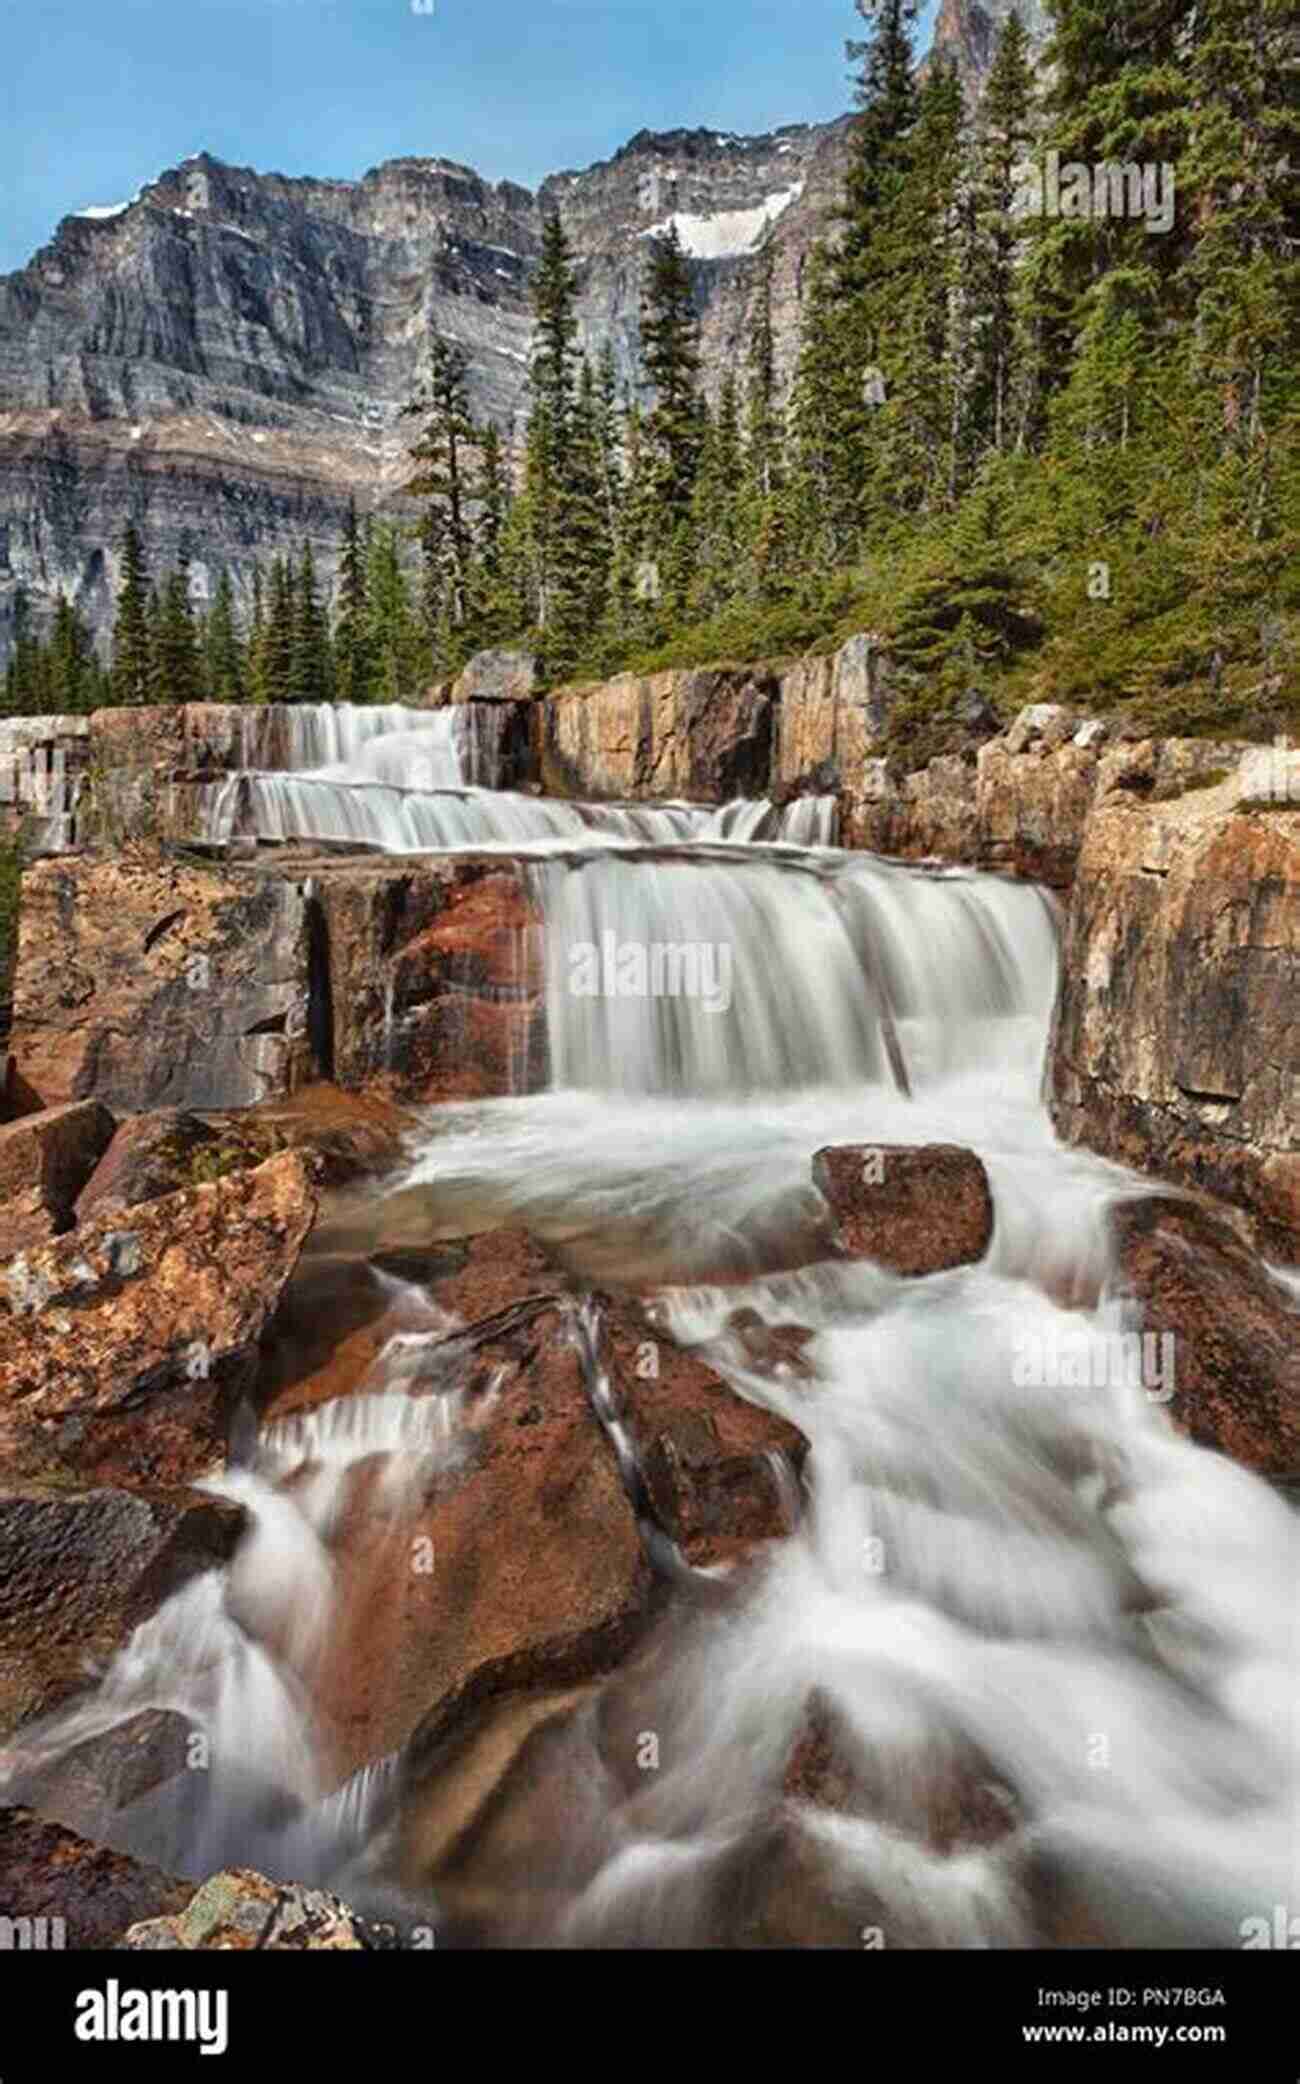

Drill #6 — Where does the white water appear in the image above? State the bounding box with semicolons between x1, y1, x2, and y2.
6;706;1296;1948
197;701;837;854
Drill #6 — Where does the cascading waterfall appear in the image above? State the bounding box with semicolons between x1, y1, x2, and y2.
197;701;837;855
8;698;1296;1950
531;849;1057;1098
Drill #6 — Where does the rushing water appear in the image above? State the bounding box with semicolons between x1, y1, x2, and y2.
198;702;838;853
6;708;1296;1949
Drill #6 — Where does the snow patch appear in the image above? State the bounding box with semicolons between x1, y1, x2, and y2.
642;183;803;261
76;202;130;221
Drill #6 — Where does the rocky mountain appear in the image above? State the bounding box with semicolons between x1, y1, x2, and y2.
0;0;1041;667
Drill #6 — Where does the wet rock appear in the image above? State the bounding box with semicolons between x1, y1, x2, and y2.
812;1144;994;1276
603;1294;806;1570
0;1151;319;1487
124;1867;381;1950
259;1228;807;1779
0;1805;190;1949
1052;780;1299;1258
74;1109;221;1223
0;1099;116;1256
0;1485;243;1738
308;855;547;1102
1110;1196;1300;1477
9;853;316;1112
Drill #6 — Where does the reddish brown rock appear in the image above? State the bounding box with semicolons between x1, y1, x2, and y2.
74;1109;220;1224
812;1144;994;1276
1052;782;1299;1258
9;852;316;1113
0;1483;243;1738
0;1100;116;1256
0;1150;319;1487
1110;1195;1300;1477
0;1806;190;1949
308;856;546;1102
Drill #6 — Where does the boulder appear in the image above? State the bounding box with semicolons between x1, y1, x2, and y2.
74;1109;220;1224
1051;778;1299;1258
0;1100;116;1256
257;1229;803;1781
451;649;539;706
812;1144;994;1276
1110;1196;1300;1477
0;1484;243;1738
0;1806;190;1949
0;1151;319;1487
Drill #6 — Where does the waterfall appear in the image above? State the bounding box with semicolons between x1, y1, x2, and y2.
195;702;839;856
532;849;1057;1098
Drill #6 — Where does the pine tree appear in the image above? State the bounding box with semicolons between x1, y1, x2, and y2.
290;544;332;704
640;223;703;560
110;521;152;706
47;595;96;715
404;329;482;650
969;9;1038;461
202;569;246;704
151;564;203;704
334;504;373;705
2;588;39;718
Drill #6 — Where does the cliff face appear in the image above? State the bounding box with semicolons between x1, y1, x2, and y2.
0;123;848;670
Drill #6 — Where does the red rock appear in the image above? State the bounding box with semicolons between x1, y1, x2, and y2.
812;1144;994;1275
1110;1195;1300;1476
0;1100;116;1256
0;1150;319;1487
0;1806;190;1950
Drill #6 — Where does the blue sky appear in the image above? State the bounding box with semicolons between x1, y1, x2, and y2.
2;0;940;275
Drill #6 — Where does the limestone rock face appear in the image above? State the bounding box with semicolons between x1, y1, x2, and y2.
0;1150;318;1486
812;1144;994;1276
1110;1197;1300;1477
1051;782;1299;1257
10;854;315;1113
0;1482;244;1737
544;663;777;802
775;635;892;795
0;1100;116;1257
0;119;851;672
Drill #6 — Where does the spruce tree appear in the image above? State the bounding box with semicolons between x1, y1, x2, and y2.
334;504;373;705
202;569;246;704
405;329;482;647
110;521;152;707
151;564;203;704
640;223;703;551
